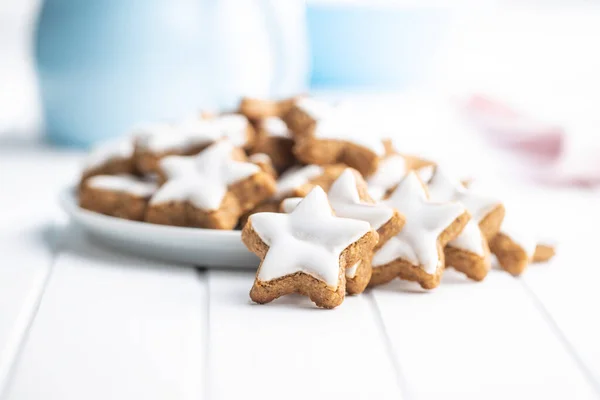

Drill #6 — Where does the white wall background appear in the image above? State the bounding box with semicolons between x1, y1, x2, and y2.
2;0;600;138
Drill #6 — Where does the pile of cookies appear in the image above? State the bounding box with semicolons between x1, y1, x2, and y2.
79;96;555;308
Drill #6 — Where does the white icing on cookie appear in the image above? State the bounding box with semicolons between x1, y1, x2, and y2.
274;165;324;198
150;140;260;210
248;153;271;164
314;114;386;156
346;260;361;278
262;117;291;138
135;114;250;153
499;211;537;258
297;98;386;156
135;120;218;153
87;175;158;198
372;172;466;274
250;186;371;288
367;154;408;201
416;165;435;184
296;98;334;121
84;137;134;172
213;114;250;147
427;167;500;256
283;169;394;230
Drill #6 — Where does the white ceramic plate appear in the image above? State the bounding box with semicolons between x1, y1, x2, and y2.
59;189;259;268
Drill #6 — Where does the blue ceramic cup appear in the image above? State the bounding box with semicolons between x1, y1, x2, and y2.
35;0;215;147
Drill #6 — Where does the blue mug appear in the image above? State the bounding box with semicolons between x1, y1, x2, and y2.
35;0;216;147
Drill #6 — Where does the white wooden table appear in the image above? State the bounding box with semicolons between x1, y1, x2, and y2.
1;141;600;400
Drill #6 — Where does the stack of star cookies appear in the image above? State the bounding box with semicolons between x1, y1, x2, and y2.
78;96;556;308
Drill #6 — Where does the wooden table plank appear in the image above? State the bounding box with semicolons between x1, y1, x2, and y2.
371;268;598;400
206;271;403;400
3;231;208;400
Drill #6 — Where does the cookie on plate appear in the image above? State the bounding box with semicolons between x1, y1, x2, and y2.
367;153;435;201
239;96;299;121
79;174;157;221
282;97;334;137
81;137;136;181
145;140;276;229
249;117;295;172
293;112;387;177
134;114;256;174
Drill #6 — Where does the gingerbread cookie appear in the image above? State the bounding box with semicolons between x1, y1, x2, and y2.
293;112;387;177
134;120;218;174
282;97;334;137
489;212;540;276
134;114;256;174
242;186;378;308
82;137;136;181
145;140;276;229
533;243;556;262
79;174;158;221
239;96;298;120
282;168;404;294
370;172;470;289
367;153;435;201
427;167;504;281
248;153;277;179
250;117;295;172
238;164;347;228
212;114;256;150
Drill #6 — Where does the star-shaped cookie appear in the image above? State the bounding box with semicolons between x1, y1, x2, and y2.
281;168;405;294
242;186;378;308
370;172;470;289
489;209;555;276
427;167;505;281
145;140;276;229
367;153;435;201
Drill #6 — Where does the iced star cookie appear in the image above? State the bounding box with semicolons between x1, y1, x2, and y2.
134;114;256;174
367;153;435;201
248;153;277;179
283;97;335;137
249;117;295;172
370;172;470;289
533;243;556;262
293;112;387;177
239;96;298;120
427;167;505;281
488;212;555;275
134;120;218;174
79;174;158;221
237;164;348;228
281;168;404;294
242;186;379;308
145;140;276;229
81;137;136;181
